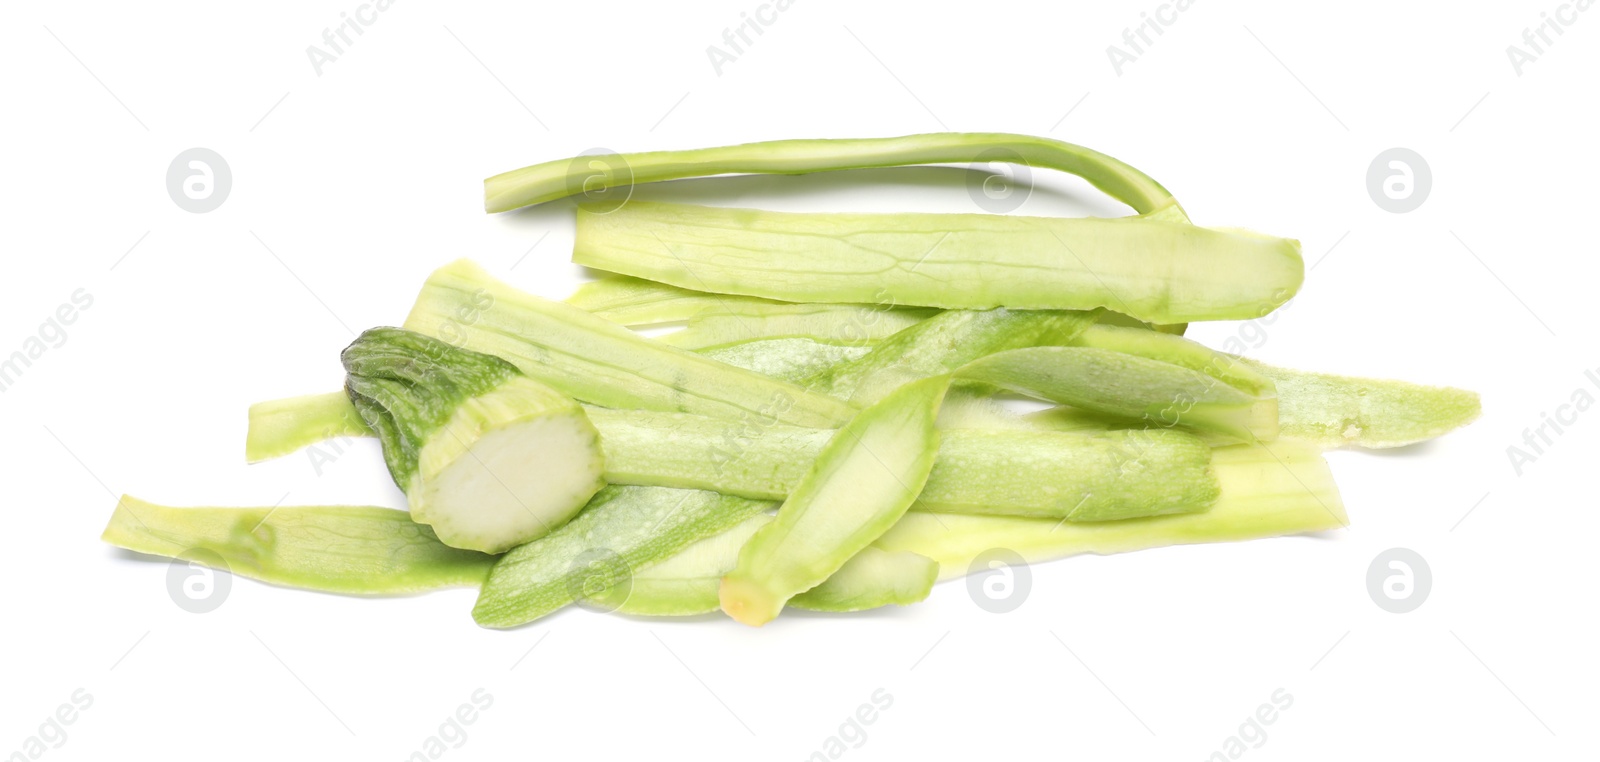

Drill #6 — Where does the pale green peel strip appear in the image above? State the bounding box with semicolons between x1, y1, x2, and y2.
616;514;938;616
1021;358;1481;449
779;309;1253;435
714;370;1316;625
574;202;1301;324
719;375;949;626
239;337;877;464
1074;324;1274;397
930;391;1033;431
243;306;1258;460
697;339;871;385
102;496;494;594
659;301;937;351
102;491;926;618
567;275;783;326
589;408;1219;520
472;486;767;628
569;274;937;346
874;440;1347;580
244;337;1474;464
246;391;370;464
401;259;856;429
1237;358;1481;448
959;346;1274;442
804;308;1102;405
784;547;938;613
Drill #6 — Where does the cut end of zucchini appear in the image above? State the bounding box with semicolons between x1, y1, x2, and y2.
411;377;607;554
718;574;784;627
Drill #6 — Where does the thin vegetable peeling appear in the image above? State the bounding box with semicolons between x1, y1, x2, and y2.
103;131;1478;631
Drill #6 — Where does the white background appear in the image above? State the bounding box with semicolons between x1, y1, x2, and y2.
2;0;1595;759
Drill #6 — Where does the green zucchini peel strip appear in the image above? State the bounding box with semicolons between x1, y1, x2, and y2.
102;496;494;595
401;259;857;429
472;486;767;628
875;440;1347;579
617;514;938;616
720;375;950;625
573;202;1301;325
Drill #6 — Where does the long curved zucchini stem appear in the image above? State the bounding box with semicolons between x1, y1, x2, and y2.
485;132;1186;218
102;496;495;594
573;202;1301;324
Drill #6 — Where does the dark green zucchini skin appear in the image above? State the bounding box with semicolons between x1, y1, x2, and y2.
342;327;520;490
